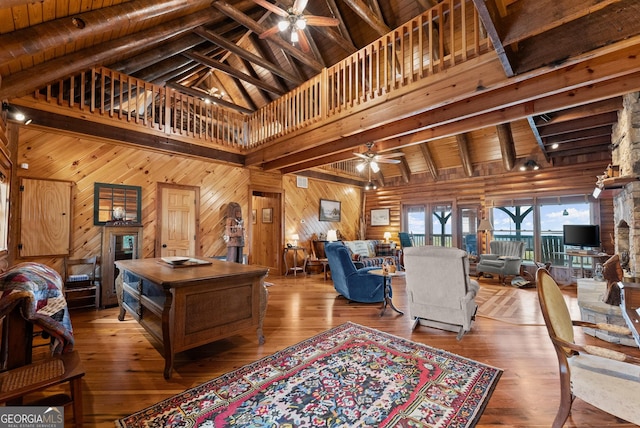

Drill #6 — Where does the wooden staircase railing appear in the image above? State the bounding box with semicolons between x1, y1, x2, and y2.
28;0;490;153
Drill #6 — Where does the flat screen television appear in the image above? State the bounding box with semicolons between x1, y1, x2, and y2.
563;224;600;248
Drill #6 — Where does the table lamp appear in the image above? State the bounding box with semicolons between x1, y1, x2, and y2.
383;231;391;243
326;230;338;242
291;234;299;247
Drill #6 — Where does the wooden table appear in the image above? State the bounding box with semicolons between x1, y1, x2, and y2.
369;269;405;316
115;258;269;379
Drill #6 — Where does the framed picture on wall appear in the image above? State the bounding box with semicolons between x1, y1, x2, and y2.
371;208;390;226
319;199;341;222
262;208;273;223
252;209;257;224
296;176;308;188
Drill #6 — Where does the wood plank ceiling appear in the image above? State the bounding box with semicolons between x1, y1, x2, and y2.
1;0;639;185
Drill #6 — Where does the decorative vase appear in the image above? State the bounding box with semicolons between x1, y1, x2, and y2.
113;207;125;220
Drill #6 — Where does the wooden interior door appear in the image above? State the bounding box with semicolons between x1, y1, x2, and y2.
19;178;72;257
157;184;199;257
251;191;281;272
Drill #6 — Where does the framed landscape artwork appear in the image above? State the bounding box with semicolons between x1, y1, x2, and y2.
319;199;341;222
262;208;273;223
371;208;390;226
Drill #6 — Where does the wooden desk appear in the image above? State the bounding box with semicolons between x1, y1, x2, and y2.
115;258;269;379
620;282;640;348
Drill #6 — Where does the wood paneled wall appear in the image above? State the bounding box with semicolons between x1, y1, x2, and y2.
14;125;249;274
282;175;362;251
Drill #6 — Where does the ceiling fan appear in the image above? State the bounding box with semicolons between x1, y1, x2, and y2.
354;143;404;173
253;0;339;53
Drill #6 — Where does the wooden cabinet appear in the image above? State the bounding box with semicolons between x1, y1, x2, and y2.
101;226;142;307
19;178;72;257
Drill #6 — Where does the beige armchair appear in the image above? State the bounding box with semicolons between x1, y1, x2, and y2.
404;246;479;339
536;268;640;426
476;240;525;284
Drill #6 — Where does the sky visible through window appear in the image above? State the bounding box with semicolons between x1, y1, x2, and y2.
406;203;592;236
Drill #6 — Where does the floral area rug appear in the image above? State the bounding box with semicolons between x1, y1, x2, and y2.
115;322;502;427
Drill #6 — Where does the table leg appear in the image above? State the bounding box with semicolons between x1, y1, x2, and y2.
380;276;404;316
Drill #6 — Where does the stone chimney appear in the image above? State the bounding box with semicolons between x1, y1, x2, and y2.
612;92;640;278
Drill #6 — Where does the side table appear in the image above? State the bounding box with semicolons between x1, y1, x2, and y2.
369;269;405;316
284;246;308;276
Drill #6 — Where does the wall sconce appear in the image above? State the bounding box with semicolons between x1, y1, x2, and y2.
519;160;540;171
2;102;32;125
383;231;391;243
326;230;338;242
291;233;299;247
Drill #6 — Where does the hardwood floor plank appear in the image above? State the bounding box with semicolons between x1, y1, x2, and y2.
31;273;640;427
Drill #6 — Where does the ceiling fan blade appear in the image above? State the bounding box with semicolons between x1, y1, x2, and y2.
353;152;371;160
259;25;281;39
252;0;289;17
297;29;311;53
305;15;339;26
377;158;401;164
375;152;405;159
292;0;309;14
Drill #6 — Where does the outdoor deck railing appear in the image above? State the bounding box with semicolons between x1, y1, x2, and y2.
29;0;490;152
405;233;586;267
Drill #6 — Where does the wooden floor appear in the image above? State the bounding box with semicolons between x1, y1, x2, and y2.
32;273;640;427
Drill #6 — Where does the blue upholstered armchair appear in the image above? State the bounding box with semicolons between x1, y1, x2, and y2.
325;242;386;303
476;240;525;284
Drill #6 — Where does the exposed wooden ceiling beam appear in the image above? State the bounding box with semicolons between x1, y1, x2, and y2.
183;51;285;95
544;126;613;145
0;0;214;67
325;0;356;47
533;97;622;126
418;143;438;180
538;112;618;138
397;155;411;183
0;9;220;100
513;0;640;74
547;135;612;151
502;0;622;46
113;33;206;75
193;27;303;85
341;0;391;35
165;82;254;114
456;133;474;176
211;1;324;72
471;0;515;76
527;116;548;162
496;123;516;171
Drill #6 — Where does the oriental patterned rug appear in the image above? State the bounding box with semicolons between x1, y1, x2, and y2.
115;322;502;428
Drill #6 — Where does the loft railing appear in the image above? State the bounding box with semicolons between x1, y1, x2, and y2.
29;0;490;152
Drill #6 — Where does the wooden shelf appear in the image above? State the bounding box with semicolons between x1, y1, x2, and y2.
602;175;639;189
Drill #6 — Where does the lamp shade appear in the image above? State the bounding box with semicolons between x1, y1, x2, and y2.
478;219;493;232
326;230;338;242
383;231;391;239
291;234;299;241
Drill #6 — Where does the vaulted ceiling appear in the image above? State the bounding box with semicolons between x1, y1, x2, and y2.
1;0;640;184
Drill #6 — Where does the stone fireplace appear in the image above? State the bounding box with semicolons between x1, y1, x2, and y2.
612;92;640;279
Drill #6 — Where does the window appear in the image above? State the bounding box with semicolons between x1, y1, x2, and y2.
94;183;142;225
431;203;452;247
403;205;426;246
491;205;534;260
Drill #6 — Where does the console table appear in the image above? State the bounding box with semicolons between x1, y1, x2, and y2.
283;246;307;276
566;251;610;280
115;258;269;379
